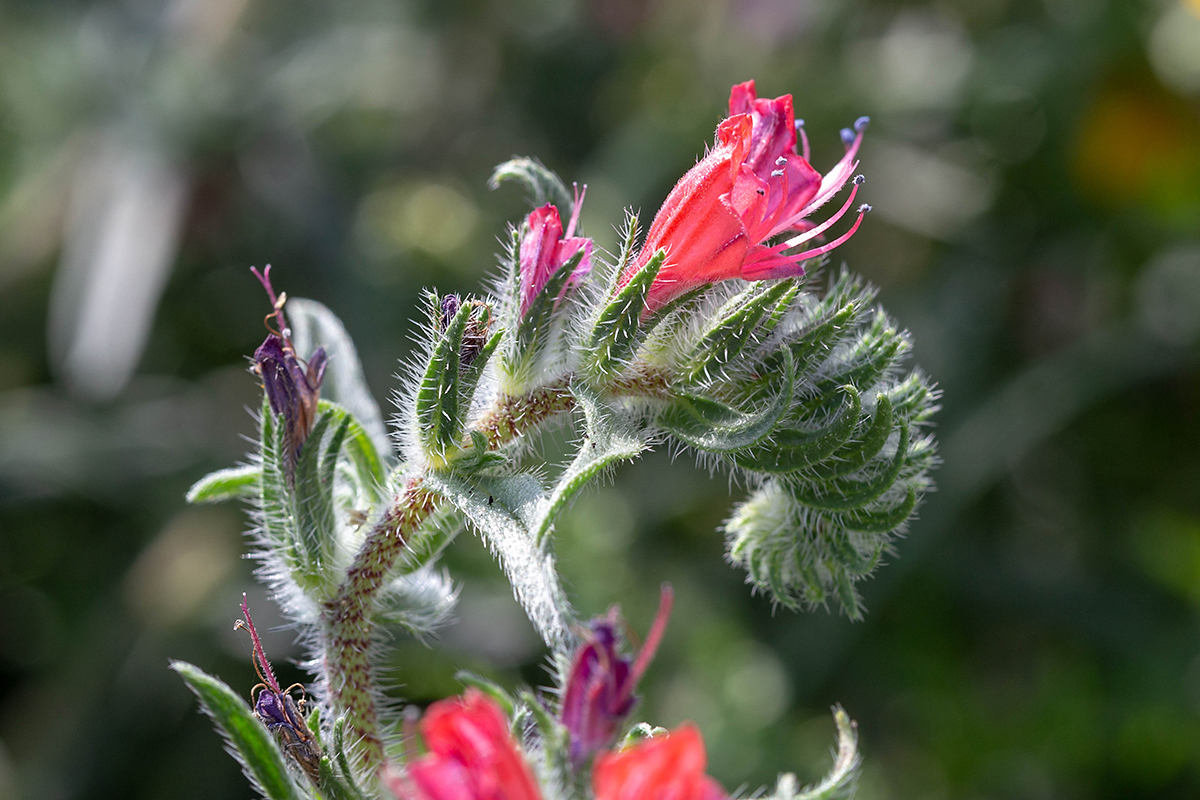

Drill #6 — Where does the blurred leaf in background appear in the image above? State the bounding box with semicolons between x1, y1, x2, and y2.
1;0;1199;799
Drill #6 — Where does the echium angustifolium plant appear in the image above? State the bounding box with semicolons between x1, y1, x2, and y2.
173;80;938;800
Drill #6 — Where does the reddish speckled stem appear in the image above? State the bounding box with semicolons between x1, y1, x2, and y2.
320;367;671;777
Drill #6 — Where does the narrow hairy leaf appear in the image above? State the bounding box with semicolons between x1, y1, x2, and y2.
170;661;304;800
811;394;893;479
685;280;799;383
836;486;918;533
730;385;861;473
774;706;860;800
291;410;346;584
789;424;910;511
584;249;665;379
460;328;504;418
332;403;387;506
489;157;574;213
186;465;259;504
660;348;795;452
415;298;473;461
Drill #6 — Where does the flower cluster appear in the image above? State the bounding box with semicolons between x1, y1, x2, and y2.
177;78;935;800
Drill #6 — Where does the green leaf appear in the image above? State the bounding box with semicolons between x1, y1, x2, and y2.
186;465;259;504
730;386;861;473
415;297;473;462
530;382;647;546
788;424;910;511
331;717;366;800
660;348;795;453
489;157;575;215
811;394;893;479
684;279;799;383
837;486;918;533
329;401;387;506
459;328;504;424
291;409;348;584
787;301;858;375
170;661;304;800
288;298;391;463
424;471;577;654
583;249;665;380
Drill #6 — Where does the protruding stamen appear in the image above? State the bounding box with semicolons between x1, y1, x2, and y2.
775;156;788;166
237;594;283;696
853;174;866;186
771;169;785;177
786;204;870;262
782;179;861;249
854;116;870;132
840;128;855;146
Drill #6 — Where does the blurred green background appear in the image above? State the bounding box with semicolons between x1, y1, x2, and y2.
2;0;1200;798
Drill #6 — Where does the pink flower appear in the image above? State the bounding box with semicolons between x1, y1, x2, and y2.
519;187;592;315
386;690;542;800
622;80;869;313
561;585;673;766
592;724;727;800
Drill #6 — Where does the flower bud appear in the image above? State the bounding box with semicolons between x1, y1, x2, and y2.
561;584;673;766
518;190;592;316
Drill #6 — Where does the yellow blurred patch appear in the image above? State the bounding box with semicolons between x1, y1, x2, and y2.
1073;86;1200;206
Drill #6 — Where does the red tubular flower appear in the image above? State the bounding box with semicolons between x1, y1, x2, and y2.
386;689;542;800
592;724;727;800
623;80;870;313
519;186;592;315
561;585;674;767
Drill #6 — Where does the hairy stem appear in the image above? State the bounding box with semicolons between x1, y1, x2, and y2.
320;365;671;776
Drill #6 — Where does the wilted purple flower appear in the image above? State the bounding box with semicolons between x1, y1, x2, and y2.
250;266;326;473
236;595;322;782
561;584;674;767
